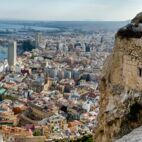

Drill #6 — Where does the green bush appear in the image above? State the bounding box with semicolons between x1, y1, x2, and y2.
33;129;42;136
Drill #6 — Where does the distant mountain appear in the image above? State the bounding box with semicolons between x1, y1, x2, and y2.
0;20;129;32
40;21;129;31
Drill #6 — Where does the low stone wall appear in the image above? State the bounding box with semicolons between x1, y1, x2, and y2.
15;136;46;142
20;114;38;125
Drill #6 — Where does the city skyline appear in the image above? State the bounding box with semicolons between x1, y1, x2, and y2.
0;0;141;21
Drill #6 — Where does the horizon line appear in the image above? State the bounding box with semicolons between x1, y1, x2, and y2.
0;18;130;22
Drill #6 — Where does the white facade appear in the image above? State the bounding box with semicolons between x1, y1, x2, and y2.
82;101;92;112
0;60;8;73
0;134;3;142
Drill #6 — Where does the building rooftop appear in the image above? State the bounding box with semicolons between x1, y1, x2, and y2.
0;88;6;95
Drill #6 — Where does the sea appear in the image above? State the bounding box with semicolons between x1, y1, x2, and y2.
0;46;7;61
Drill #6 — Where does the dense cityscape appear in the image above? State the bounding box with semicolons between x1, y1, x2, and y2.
0;0;141;141
0;0;142;142
0;21;120;142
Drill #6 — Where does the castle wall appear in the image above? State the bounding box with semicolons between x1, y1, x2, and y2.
122;55;142;90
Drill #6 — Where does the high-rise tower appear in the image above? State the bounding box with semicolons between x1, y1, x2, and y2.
8;41;17;67
35;32;43;48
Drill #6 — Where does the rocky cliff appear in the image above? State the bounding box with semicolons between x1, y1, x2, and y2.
94;13;142;142
116;126;142;142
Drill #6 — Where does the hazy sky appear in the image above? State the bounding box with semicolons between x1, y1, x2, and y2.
0;0;142;21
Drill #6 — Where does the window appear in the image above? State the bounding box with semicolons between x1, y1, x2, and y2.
138;68;142;77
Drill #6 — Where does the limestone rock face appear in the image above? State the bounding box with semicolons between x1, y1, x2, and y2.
115;126;142;142
94;13;142;142
131;12;142;26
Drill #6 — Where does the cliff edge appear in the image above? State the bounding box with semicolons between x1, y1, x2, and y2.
116;126;142;142
94;12;142;142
